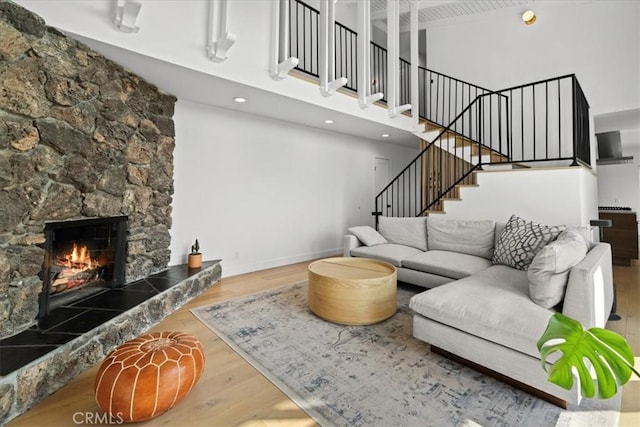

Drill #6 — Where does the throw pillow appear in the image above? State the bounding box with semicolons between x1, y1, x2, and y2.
348;226;388;246
378;216;428;251
528;229;589;308
492;215;565;271
427;218;495;259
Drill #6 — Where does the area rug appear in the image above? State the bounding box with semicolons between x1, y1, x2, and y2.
191;282;620;427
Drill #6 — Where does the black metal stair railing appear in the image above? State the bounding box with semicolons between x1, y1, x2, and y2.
418;68;491;130
374;74;592;220
481;74;591;167
374;92;498;219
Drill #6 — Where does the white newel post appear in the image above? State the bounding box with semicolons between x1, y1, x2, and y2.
357;0;383;108
387;0;411;118
114;0;142;33
319;0;347;96
206;0;236;61
271;0;298;80
410;1;419;130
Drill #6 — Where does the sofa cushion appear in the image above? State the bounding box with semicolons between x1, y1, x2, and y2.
528;229;589;309
378;216;428;251
348;226;387;246
427;218;495;259
351;244;423;267
409;265;554;358
402;250;492;279
493;215;565;271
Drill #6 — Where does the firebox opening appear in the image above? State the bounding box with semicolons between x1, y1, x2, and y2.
39;216;128;318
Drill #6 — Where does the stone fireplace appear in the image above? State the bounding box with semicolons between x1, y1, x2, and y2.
0;1;177;340
0;3;223;424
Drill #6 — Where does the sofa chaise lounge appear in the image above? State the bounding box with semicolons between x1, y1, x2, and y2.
343;215;614;407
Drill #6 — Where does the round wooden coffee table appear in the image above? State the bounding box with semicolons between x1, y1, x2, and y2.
308;257;397;325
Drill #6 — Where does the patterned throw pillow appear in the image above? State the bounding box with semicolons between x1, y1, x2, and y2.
492;215;565;271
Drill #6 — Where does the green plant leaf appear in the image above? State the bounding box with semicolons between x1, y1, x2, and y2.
537;313;637;399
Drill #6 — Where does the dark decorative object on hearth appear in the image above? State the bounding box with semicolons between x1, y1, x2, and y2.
188;239;202;269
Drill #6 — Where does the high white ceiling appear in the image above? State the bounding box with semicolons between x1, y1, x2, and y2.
366;0;536;31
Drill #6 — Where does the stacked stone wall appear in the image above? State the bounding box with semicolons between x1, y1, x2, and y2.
0;1;177;338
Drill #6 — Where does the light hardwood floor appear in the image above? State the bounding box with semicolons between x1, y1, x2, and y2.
9;259;640;427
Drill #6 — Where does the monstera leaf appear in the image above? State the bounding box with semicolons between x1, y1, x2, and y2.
537;313;639;399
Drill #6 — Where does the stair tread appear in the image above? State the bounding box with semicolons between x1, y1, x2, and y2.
424;121;443;132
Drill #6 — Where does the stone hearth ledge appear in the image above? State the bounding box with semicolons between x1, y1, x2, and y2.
0;260;221;425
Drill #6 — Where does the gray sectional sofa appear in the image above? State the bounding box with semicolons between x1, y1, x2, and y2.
343;215;614;406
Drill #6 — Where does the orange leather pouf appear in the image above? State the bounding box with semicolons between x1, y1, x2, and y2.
94;331;205;423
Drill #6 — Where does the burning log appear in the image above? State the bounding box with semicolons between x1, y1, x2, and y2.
49;241;106;294
50;267;103;293
56;257;92;270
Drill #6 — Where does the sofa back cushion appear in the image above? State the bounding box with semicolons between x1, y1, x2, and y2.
427;218;495;259
527;228;589;308
378;216;428;251
493;214;565;271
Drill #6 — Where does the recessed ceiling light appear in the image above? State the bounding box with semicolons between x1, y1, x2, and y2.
324;119;334;124
382;134;390;138
233;97;247;103
522;10;536;25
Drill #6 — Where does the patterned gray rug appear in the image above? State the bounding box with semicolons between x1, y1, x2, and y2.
191;282;620;427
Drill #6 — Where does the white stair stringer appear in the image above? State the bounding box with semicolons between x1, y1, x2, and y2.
434;166;598;234
418;132;498;165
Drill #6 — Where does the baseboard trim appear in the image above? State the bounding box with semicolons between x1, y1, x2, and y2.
430;346;568;409
222;248;343;278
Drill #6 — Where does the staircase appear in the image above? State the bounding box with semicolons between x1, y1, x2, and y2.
374;75;592;222
287;0;592;222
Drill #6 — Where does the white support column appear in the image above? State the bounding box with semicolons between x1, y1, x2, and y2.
357;0;383;108
387;0;411;117
410;1;419;129
271;0;298;80
206;0;236;61
320;0;347;96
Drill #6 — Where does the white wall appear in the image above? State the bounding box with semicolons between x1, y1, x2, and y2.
171;100;416;276
426;0;640;116
598;162;640;209
442;167;599;232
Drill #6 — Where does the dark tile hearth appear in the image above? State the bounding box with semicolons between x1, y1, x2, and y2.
0;261;219;376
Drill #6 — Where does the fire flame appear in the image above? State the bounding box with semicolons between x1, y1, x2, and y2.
61;242;95;269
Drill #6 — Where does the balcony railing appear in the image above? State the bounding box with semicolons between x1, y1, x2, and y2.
288;0;487;131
